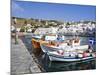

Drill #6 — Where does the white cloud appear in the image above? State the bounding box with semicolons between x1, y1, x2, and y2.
12;1;24;12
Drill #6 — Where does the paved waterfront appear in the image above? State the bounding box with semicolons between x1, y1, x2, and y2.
11;38;41;75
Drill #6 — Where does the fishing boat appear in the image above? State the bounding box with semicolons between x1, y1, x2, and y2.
40;36;88;53
40;37;96;62
31;27;63;49
31;33;58;48
31;33;58;55
47;49;96;62
40;43;88;53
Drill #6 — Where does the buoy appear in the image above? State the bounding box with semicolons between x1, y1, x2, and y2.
83;52;87;57
57;50;64;55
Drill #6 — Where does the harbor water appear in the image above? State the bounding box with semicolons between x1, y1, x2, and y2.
21;33;96;72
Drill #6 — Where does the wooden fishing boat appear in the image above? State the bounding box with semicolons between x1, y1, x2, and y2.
40;37;88;53
31;34;58;49
40;43;88;53
47;49;96;62
31;34;54;55
40;37;96;62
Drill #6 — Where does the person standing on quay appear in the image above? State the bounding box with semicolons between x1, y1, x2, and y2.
13;18;18;44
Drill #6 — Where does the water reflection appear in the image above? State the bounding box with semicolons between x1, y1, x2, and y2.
42;57;96;72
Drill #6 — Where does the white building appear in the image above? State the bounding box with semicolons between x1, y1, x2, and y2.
34;27;58;34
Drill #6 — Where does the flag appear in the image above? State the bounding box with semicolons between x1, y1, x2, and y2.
89;38;96;45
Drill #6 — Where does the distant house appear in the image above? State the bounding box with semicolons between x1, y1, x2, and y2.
26;24;32;28
27;29;32;33
24;24;32;32
34;27;58;34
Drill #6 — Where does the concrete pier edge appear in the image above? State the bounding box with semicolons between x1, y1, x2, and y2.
11;38;41;74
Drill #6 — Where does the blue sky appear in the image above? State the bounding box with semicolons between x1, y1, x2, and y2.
11;0;96;22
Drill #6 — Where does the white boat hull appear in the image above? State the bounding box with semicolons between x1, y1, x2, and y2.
40;43;95;62
40;44;59;53
48;55;95;62
40;44;88;53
